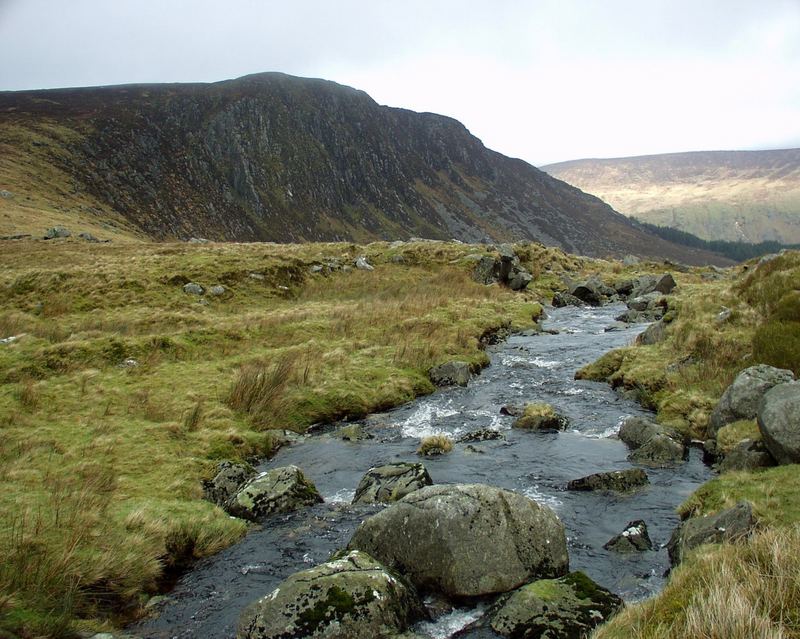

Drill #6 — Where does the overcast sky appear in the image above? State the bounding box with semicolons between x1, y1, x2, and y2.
1;0;798;165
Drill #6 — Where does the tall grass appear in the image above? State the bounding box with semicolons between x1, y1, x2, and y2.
226;353;297;427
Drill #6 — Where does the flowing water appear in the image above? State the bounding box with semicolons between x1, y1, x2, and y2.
133;304;711;639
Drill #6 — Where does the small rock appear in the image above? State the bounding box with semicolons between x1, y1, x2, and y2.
391;254;406;264
0;334;25;345
355;256;374;271
187;237;209;243
309;264;324;273
500;403;525;417
716;307;733;323
637;319;667;345
604;520;653;552
119;358;138;368
0;189;13;198
78;232;99;242
429;361;471;387
463;444;485;454
718;439;776;473
457;429;505;443
507;267;533;291
208;285;226;296
552;291;584;308
249;273;265;281
567;468;649;492
183;282;205;295
628;433;686;467
334;424;373;441
604;322;629;332
352;462;432;505
44;226;71;239
513;402;568;431
667;501;756;565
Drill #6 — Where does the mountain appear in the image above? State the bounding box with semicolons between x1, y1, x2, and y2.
541;149;800;243
0;72;726;263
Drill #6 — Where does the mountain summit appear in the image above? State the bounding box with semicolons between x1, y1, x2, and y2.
0;72;723;263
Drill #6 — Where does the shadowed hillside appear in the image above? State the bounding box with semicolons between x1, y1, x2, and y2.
0;73;726;264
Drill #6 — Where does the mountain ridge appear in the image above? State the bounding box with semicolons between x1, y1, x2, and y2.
0;72;727;264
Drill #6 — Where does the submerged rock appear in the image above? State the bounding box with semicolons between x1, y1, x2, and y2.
489;571;623;639
667;501;756;565
348;484;568;597
352;463;432;505
757;381;800;464
567;468;649;493
236;550;425;639
428;361;471;387
227;465;323;521
604;520;653;552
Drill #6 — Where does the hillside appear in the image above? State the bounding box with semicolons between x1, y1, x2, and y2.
542;149;800;243
0;73;725;264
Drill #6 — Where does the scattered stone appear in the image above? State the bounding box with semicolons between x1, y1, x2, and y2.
716;306;733;323
569;279;605;306
757;381;800;464
309;264;324;273
119;358;139;368
208;285;226;296
618;417;661;449
628;433;686;467
667;501;756;565
237;550;425;639
472;256;499;285
182;282;205;295
627;292;664;312
622;254;641;266
604;520;653;552
44;226;71;239
0;189;13;198
334;423;373;441
489;571;623;639
188;237;209;243
78;232;99;242
0;334;25;345
551;291;584;308
0;233;32;240
348;484;568;597
352;462;433;505
428;361;471;387
653;273;677;294
202;461;255;507
709;365;795;435
507;268;533;291
614;279;636;296
355;255;374;271
513;403;568;431
457;429;505;443
615;309;642;323
226;465;323;521
249;272;265;281
391;254;406;264
636;319;667;345
604;322;629;332
567;468;649;493
463;444;485;454
718;439;776;473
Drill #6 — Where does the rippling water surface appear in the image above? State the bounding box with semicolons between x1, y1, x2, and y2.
133;304;710;639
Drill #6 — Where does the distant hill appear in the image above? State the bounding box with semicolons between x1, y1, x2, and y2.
0;73;727;264
542;149;800;243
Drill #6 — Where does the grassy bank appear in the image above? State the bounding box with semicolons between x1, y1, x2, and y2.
585;251;800;638
0;237;577;637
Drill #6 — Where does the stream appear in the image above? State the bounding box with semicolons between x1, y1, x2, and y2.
133;303;711;639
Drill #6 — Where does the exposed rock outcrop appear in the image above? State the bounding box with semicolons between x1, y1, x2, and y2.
667;501;756;565
757;381;800;464
352;463;432;505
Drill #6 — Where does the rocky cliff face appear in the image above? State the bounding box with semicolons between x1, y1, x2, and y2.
0;73;725;262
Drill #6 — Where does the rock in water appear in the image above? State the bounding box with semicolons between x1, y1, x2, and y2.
202;461;255;507
709;365;795;435
489;571;623;639
757;381;800;464
351;463;432;505
348;484;568;598
604;520;653;552
226;465;322;521
428;361;471;387
628;433;685;467
512;402;568;431
667;501;756;565
567;468;649;492
552;291;584;308
236;550;425;639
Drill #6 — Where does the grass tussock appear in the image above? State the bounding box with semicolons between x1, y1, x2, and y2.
593;525;800;639
417;434;454;456
226;354;297;427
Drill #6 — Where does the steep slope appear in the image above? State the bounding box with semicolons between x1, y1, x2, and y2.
0;72;725;263
542;149;800;243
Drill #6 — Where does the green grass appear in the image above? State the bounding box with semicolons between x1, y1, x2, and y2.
0;237;572;636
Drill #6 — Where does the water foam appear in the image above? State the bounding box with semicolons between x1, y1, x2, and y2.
522;485;563;511
399;403;460;438
414;605;487;638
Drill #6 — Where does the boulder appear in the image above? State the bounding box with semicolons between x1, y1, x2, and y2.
569;280;605;306
622;255;641;266
615;309;643;323
757;381;800;464
347;484;568;598
334;424;373;441
352;463;432;505
627;292;663;312
428;361;470;387
709;365;795;435
355;256;374;271
44;226;71;239
618;416;661;449
629;275;657;299
489;571;622;639
182;282;205;295
497;244;519;282
667;502;756;565
603;520;653;552
202;461;255;507
654;273;677;294
457;429;505;443
552;291;584;308
636;319;667;345
236;550;425;639
567;468;649;492
718;439;776;473
507;267;533;291
227;465;323;521
628;433;685;467
512;403;568;431
614;279;636;296
472;256;499;285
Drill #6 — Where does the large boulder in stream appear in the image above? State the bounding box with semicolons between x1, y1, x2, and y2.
667;501;756;565
348;484;568;598
758;381;800;464
619;417;685;467
352;463;433;505
236;550;425;639
226;465;323;521
202;461;255;507
708;365;795;436
489;571;623;639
